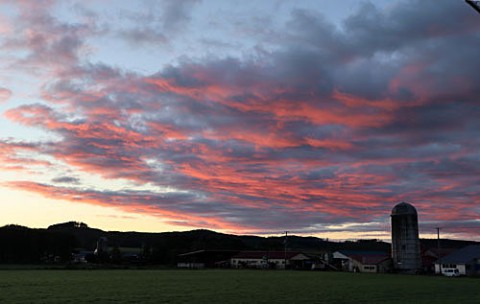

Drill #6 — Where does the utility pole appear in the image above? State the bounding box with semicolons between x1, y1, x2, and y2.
284;231;288;270
436;227;441;250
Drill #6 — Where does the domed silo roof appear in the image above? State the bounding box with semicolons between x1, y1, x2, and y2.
391;202;417;216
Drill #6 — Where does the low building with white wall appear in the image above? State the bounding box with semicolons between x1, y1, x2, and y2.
435;245;480;276
333;250;392;273
231;251;312;269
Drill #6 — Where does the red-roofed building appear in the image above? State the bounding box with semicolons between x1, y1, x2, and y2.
333;250;392;273
422;247;456;273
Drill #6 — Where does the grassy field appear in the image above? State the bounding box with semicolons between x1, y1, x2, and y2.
0;269;478;303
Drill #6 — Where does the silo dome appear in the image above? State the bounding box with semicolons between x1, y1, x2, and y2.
391;202;421;273
391;202;417;216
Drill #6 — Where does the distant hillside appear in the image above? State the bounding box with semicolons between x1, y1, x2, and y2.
420;238;478;250
46;222;392;254
0;221;477;265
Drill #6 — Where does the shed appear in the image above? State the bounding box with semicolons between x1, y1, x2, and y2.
333;250;392;273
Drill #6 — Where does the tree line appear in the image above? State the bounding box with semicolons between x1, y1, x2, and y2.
0;221;475;265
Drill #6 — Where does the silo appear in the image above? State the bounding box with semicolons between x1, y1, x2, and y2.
94;237;108;256
391;202;421;272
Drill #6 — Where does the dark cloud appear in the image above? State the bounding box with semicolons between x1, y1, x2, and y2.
161;0;201;33
112;0;200;46
51;176;80;184
1;0;480;237
343;0;480;56
120;28;168;45
1;4;91;72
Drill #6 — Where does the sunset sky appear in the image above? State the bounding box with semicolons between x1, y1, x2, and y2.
1;0;479;241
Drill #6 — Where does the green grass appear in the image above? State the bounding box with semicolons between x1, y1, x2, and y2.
0;269;478;303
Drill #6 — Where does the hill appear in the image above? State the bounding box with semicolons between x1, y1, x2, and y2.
0;221;477;265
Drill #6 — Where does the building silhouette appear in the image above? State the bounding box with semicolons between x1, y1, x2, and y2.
94;237;108;256
391;202;421;272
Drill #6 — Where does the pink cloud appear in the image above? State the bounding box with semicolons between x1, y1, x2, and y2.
0;0;479;238
0;88;12;103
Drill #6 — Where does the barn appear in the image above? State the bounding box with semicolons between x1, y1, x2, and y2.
333;250;392;273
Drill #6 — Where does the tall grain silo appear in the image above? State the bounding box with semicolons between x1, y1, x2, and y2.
391;202;421;272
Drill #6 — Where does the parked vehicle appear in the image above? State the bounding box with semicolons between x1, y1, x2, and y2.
442;268;460;277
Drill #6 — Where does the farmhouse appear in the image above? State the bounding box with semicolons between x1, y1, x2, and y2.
333;250;391;273
231;251;312;270
435;245;480;276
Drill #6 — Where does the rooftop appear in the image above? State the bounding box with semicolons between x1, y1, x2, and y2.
336;250;390;265
391;202;417;216
232;251;304;260
437;245;480;264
